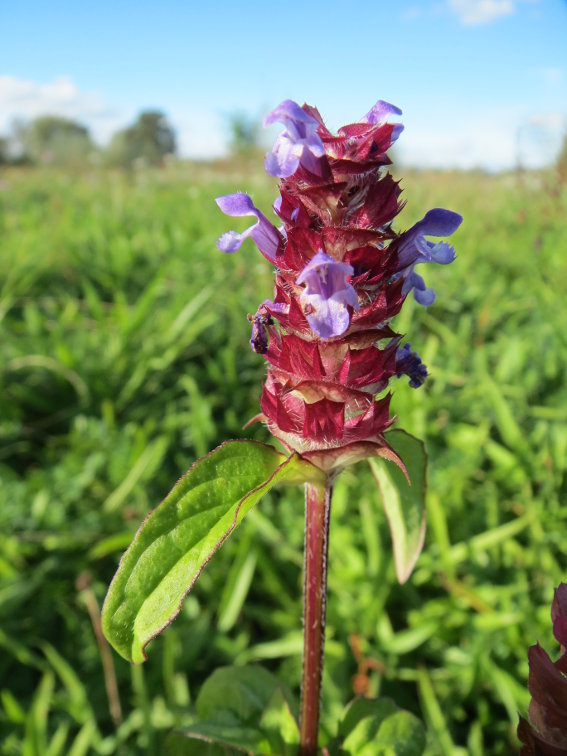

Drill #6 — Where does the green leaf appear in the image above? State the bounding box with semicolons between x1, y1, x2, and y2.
369;430;427;584
195;666;296;722
102;440;323;663
166;666;299;755
337;697;426;755
259;687;300;755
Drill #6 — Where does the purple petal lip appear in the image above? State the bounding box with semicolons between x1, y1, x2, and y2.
297;252;359;339
391;124;404;143
408;208;463;241
402;271;436;306
218;230;244;254
263;99;319;131
363;100;403;125
265;141;302;178
415;238;456;265
296;251;354;285
215;192;257;216
215;192;281;263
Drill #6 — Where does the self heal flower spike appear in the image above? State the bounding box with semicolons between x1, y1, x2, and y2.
216;98;462;473
215;99;460;754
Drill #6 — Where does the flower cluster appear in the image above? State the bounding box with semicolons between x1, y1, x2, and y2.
217;100;461;471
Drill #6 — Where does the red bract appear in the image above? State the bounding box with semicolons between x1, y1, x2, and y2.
518;583;567;754
217;100;462;472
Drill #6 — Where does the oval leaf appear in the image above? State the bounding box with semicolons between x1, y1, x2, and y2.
102;440;318;663
368;430;427;584
165;665;299;755
338;697;426;755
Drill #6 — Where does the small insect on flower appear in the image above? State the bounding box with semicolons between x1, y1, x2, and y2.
248;309;273;354
217;99;462;471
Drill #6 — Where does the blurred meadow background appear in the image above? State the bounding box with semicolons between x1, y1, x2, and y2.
1;1;567;754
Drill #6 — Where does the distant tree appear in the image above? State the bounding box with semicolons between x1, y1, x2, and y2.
19;115;94;166
106;110;176;167
227;111;261;156
556;132;567;184
0;136;8;165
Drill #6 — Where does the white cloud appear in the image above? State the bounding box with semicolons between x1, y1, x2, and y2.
0;75;121;143
0;75;110;121
448;0;537;26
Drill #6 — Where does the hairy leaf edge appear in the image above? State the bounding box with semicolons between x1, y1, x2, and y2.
102;440;304;662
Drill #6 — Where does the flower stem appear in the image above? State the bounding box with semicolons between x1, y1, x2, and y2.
299;480;333;756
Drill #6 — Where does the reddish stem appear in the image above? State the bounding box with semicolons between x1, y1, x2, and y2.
299;480;332;756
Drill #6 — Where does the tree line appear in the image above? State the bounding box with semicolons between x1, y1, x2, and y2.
0;110;176;168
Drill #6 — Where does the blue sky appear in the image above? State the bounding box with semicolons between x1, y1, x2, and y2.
1;0;566;169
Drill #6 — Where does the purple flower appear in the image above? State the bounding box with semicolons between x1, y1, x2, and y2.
215;192;282;263
297;252;359;339
363;100;402;124
396;208;462;306
263;100;326;178
396;343;428;388
363;100;404;143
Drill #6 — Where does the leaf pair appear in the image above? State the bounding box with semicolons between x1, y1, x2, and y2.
165;665;425;756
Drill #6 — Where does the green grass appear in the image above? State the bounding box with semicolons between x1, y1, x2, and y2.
0;161;566;754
